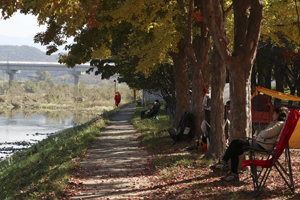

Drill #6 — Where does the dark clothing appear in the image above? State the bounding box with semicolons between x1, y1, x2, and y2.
151;103;161;111
141;110;148;119
222;139;264;174
141;103;161;119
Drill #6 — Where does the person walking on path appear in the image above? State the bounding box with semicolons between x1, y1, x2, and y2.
114;92;121;107
64;103;152;199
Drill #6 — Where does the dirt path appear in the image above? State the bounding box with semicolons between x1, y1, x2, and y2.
67;103;153;199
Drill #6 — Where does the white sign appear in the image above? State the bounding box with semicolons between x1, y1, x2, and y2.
142;90;164;103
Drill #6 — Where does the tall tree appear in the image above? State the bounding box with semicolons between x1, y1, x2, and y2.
169;39;191;127
204;1;232;158
203;0;264;142
177;0;211;139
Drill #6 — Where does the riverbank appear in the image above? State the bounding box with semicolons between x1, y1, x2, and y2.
0;108;106;161
0;81;136;111
0;103;130;199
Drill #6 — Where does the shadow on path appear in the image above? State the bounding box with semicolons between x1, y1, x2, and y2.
69;103;153;199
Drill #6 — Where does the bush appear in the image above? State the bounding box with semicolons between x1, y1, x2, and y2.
24;80;39;93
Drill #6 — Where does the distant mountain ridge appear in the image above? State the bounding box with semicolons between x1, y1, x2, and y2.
0;45;59;62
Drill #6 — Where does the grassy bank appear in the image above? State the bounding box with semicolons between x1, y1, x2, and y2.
0;103;130;200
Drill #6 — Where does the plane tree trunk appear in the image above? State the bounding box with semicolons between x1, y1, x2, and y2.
170;39;191;127
203;0;264;143
178;0;210;140
206;46;227;158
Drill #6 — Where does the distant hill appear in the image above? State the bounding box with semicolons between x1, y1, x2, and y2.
0;45;59;62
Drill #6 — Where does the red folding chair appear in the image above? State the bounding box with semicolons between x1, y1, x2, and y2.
242;108;300;196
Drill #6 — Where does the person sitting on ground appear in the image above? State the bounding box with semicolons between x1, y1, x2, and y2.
201;100;231;145
141;99;161;119
224;101;231;145
210;105;288;182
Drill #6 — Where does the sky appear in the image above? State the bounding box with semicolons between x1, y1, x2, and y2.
0;11;46;38
0;12;68;53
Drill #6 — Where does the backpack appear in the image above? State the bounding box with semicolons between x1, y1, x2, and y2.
169;111;194;144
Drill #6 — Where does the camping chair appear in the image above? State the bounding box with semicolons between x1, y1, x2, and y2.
242;108;300;196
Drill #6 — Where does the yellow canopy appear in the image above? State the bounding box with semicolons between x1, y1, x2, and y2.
252;86;300;148
290;119;300;148
252;86;300;101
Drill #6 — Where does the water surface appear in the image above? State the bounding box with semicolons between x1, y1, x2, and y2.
0;109;100;159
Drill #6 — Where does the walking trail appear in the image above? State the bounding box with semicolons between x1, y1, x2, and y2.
67;103;153;199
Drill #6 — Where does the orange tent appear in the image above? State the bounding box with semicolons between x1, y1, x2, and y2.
251;93;274;124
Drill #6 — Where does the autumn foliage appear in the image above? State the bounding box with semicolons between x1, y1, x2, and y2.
280;49;300;64
192;11;204;22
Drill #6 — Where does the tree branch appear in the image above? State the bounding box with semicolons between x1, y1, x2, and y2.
221;1;233;21
294;0;300;36
244;0;264;65
186;0;194;45
202;0;231;64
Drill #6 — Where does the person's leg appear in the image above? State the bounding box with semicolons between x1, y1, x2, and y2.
167;108;172;119
210;139;250;173
220;139;250;182
141;110;146;119
222;139;249;162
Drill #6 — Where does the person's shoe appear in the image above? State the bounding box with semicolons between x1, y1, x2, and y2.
221;172;239;182
210;160;229;171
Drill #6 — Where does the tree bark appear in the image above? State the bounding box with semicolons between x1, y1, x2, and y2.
192;32;210;139
170;39;191;127
274;64;283;106
251;63;257;93
229;59;253;139
206;46;227;158
265;65;272;89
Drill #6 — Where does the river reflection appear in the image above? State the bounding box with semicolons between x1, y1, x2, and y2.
0;109;100;160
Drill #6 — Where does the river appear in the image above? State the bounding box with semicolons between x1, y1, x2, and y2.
0;109;100;160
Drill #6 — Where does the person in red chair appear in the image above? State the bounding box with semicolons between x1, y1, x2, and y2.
114;92;121;107
210;105;288;182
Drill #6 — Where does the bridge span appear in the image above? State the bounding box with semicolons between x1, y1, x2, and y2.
0;61;92;85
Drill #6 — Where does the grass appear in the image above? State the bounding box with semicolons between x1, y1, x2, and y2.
130;103;174;149
0;102;131;200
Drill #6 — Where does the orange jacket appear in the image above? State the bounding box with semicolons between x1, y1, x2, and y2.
114;92;121;106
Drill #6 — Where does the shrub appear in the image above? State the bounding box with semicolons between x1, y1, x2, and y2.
24;80;39;93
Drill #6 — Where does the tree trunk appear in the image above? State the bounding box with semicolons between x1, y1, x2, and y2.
289;86;295;106
265;64;272;89
179;0;210;140
257;73;263;87
170;39;191;127
229;60;253;139
192;33;210;139
206;46;227;158
274;64;283;106
251;63;257;93
203;0;263;140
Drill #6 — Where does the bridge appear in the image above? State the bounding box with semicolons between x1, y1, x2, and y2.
0;61;92;85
